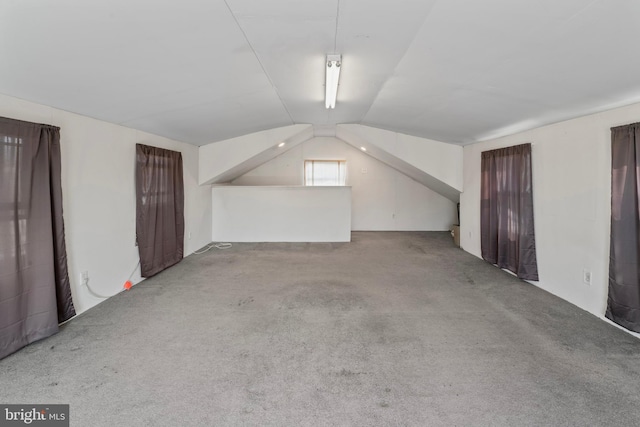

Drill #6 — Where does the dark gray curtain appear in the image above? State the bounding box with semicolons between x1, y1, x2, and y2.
0;116;75;360
136;144;184;277
607;122;640;332
481;143;539;280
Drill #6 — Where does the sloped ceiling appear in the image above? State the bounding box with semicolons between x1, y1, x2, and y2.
1;0;640;146
199;124;462;203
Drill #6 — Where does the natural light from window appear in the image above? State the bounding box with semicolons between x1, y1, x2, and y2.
304;160;346;186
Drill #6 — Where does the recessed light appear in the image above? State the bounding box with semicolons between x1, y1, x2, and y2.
278;142;286;148
360;146;367;151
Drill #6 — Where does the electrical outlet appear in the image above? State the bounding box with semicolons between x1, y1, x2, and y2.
361;168;368;174
583;269;591;285
188;231;192;240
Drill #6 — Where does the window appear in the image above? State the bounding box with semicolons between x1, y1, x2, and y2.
0;117;76;360
304;160;346;186
138;152;173;207
480;143;538;280
607;122;640;331
0;135;26;263
135;144;184;278
1;135;22;209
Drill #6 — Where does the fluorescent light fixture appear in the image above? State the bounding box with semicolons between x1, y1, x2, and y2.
360;146;367;151
325;54;341;109
277;142;286;148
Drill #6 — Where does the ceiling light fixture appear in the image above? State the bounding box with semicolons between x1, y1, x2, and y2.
325;54;341;109
278;142;286;148
360;146;367;151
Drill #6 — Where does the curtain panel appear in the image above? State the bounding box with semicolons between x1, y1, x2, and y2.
0;117;75;360
607;122;640;332
480;143;539;280
136;144;184;278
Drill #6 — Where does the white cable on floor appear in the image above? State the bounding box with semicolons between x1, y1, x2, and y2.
193;242;233;254
85;260;140;299
85;283;119;299
86;241;230;299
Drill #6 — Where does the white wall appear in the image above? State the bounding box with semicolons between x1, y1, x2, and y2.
233;137;456;231
0;93;212;315
212;186;351;242
460;101;640;324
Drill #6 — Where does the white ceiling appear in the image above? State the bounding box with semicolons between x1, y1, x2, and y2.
1;0;640;146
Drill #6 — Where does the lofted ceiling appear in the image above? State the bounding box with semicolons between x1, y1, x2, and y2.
1;0;640;146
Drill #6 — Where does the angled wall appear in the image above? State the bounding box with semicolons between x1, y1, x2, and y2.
233;137;457;231
337;125;463;201
199;124;313;184
198;124;464;202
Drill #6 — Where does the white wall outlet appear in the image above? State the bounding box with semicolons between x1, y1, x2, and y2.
361;168;367;174
583;269;591;285
188;231;192;240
